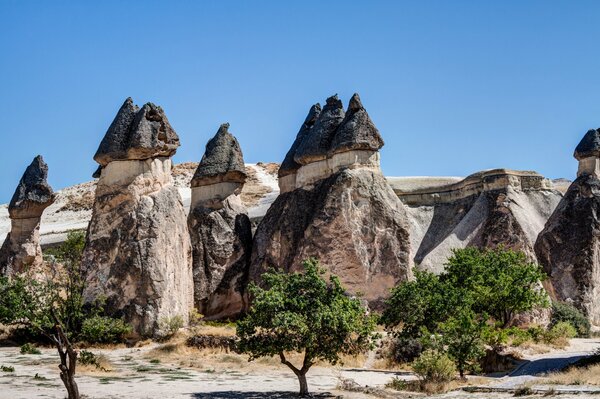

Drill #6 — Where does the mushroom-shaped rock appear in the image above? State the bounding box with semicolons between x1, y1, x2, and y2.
83;99;192;337
94;98;180;166
574;128;600;160
294;95;345;165
329;93;384;155
191;123;247;187
279;104;322;178
1;155;55;275
188;125;252;320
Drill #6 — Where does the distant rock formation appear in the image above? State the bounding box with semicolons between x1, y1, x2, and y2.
536;128;600;326
82;98;193;337
188;123;252;320
0;156;55;275
252;94;412;309
389;169;563;273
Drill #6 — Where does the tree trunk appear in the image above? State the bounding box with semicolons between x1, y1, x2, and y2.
298;372;309;396
51;313;80;399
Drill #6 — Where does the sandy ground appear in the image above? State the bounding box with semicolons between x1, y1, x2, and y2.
0;338;598;399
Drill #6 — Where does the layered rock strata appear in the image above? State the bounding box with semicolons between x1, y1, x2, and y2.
388;169;562;273
253;94;412;309
82;98;193;336
188;124;252;320
535;128;600;326
0;155;55;275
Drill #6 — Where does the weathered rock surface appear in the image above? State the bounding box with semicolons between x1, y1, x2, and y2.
390;169;562;273
83;98;192;337
536;170;600;326
251;94;412;309
0;155;55;275
188;125;252;320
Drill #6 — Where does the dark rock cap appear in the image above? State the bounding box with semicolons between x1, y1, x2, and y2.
94;98;180;166
8;155;55;219
279;103;322;178
191;123;247;187
574;128;600;160
329;93;384;155
294;95;345;165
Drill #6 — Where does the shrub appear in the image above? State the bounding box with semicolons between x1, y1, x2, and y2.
412;350;456;384
20;343;41;355
1;365;14;372
551;302;591;338
388;337;423;363
81;316;132;344
542;322;577;346
158;315;184;339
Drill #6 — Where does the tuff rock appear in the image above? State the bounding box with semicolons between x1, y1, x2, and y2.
251;94;412;309
82;98;193;337
0;155;55;275
188;124;252;320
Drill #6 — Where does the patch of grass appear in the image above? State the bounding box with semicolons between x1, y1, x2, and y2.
20;343;41;355
1;365;15;372
135;366;152;373
544;364;600;386
33;373;47;380
149;358;161;364
514;384;534;396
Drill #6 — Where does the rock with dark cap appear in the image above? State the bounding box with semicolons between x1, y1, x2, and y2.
94;98;180;166
574;128;600;160
191;123;247;187
1;155;55;275
294;95;345;165
188;125;252;319
279;104;321;178
329;93;384;155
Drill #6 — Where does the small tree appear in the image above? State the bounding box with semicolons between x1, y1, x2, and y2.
236;259;377;396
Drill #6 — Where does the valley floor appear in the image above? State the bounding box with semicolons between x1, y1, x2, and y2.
0;339;598;399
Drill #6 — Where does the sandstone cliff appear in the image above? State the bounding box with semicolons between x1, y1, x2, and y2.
82;98;193;337
188;124;252;320
252;94;412;309
0;155;55;275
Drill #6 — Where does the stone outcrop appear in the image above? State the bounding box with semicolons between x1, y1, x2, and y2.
0;155;55;275
389;169;562;273
188;124;252;320
252;94;412;309
82;98;193;337
535;129;600;326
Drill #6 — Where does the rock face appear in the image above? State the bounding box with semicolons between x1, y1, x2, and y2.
82;98;193;337
389;170;563;273
535;129;600;326
252;94;412;309
188;124;252;320
0;155;55;275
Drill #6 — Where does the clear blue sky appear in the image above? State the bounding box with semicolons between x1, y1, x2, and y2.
1;1;599;202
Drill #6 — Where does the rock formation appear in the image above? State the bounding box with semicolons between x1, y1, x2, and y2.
389;169;563;273
188;123;252;320
82;98;193;337
252;94;412;309
535;128;600;326
0;155;55;275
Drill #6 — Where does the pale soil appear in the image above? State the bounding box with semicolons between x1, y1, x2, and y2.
0;338;598;399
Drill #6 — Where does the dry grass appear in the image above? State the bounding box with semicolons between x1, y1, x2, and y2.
386;375;494;395
544;364;600;386
78;353;116;376
189;324;236;337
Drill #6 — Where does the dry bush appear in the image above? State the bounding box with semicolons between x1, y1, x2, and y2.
544;364;600;386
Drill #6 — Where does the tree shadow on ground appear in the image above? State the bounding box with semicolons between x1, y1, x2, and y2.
509;355;584;377
190;392;336;398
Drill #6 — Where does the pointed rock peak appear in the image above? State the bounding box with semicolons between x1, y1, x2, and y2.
324;94;343;109
9;155;55;218
348;93;363;112
191;124;247;187
94;98;180;166
330;93;384;155
279;104;322;177
304;103;322;126
574;128;600;160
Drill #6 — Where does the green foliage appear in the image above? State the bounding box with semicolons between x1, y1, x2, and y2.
80;316;132;344
551;302;591;338
158;315;184;339
438;308;486;377
237;259;377;395
1;365;15;372
20;343;41;355
79;350;107;371
412;349;456;383
542;322;577;346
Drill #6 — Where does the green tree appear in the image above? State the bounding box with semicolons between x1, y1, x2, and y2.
236;259;377;396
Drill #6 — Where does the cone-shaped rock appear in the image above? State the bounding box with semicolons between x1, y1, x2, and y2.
536;129;600;326
83;98;193;337
294;95;345;165
94;98;180;166
279;104;321;178
188;124;252;320
251;94;412;309
1;155;55;275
